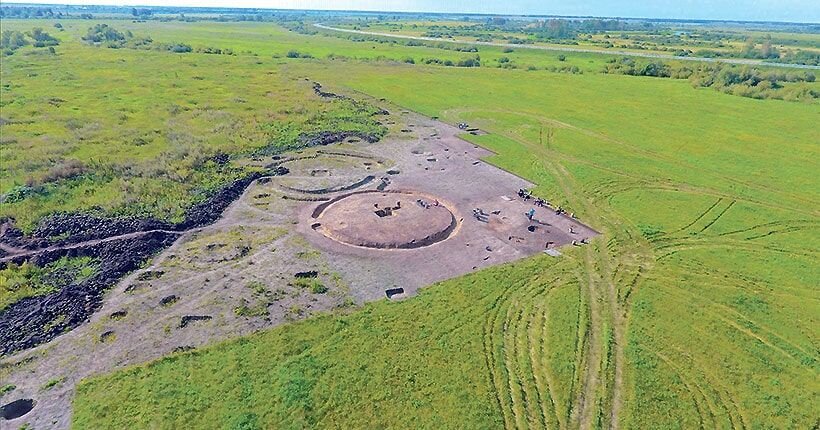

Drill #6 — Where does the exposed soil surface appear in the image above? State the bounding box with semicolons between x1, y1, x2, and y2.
0;103;597;429
0;170;283;356
314;190;457;249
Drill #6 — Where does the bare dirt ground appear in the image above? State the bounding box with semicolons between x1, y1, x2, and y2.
0;109;596;429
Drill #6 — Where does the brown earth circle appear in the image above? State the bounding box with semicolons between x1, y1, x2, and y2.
313;190;458;249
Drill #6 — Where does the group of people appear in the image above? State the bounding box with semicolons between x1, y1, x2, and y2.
518;188;547;207
473;208;489;222
417;198;441;209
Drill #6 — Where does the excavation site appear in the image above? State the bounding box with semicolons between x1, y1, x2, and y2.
0;107;597;429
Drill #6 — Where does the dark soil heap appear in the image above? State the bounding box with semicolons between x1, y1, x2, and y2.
0;169;286;356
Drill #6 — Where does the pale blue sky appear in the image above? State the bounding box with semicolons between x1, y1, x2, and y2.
15;0;820;23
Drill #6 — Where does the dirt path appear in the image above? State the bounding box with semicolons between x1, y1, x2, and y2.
467;110;651;429
314;24;820;70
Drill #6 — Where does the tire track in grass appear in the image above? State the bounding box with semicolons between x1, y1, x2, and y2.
712;303;816;362
531;299;562;429
655;239;818;261
653;350;714;429
515;301;546;429
517;278;564;429
554;160;626;430
483;269;566;429
534;155;604;430
670;198;724;234
666;279;817;368
698;200;736;233
512;285;547;429
669;342;748;430
507;275;552;427
718;316;805;364
742;224;816;241
534;279;577;430
503;303;528;429
503;298;526;429
571;252;605;430
715;219;819;238
654;285;751;429
565;271;589;428
639;280;740;428
553;161;636;430
482;282;518;429
588;244;618;430
524;300;552;429
652;220;817;250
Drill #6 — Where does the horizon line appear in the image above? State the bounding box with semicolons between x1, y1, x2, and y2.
3;2;820;26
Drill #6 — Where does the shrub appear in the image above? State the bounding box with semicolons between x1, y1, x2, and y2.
29;28;59;47
1;186;36;204
457;55;481;67
42;377;65;391
42;159;88;184
285;50;313;59
1;30;29;51
83;24;125;44
310;283;328;294
168;43;192;53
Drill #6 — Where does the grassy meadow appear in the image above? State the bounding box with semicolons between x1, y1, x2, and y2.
1;19;386;231
0;18;817;429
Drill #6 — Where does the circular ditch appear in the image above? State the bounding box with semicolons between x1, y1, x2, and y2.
1;399;35;420
280;175;375;195
313;190;458;249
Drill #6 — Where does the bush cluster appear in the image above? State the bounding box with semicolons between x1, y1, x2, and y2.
1;28;59;55
603;57;818;102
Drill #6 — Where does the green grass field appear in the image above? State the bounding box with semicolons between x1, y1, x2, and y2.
1;19;386;231
1;18;817;429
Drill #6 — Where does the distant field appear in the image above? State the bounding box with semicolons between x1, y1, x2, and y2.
35;19;818;429
1;16;817;429
335;19;820;59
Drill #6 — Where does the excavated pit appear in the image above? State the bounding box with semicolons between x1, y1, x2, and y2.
313;190;458;250
1;399;35;420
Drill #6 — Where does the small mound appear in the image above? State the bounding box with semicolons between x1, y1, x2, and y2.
314;190;458;249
